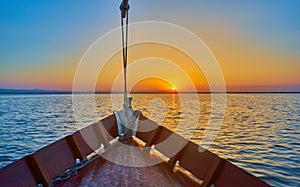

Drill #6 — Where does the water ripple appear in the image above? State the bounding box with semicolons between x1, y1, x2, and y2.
0;94;299;186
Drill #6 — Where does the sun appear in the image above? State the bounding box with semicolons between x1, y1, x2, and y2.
171;87;177;91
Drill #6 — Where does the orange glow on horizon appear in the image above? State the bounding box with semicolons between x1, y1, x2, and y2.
96;42;210;92
2;28;299;92
130;78;176;93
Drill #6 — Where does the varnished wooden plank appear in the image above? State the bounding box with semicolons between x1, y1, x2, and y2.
178;141;217;180
54;138;200;187
0;156;39;187
201;157;225;187
214;160;271;187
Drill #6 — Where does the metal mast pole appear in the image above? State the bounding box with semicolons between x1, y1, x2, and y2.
120;0;130;110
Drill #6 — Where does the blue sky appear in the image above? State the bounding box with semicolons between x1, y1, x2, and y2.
0;0;299;91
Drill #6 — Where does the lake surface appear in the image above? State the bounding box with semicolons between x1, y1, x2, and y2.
0;94;299;186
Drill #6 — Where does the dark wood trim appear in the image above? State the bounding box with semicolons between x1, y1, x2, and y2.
95;122;111;149
66;135;84;160
30;154;52;187
145;126;163;146
202;157;225;187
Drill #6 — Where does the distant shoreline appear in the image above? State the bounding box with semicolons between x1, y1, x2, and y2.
0;89;299;95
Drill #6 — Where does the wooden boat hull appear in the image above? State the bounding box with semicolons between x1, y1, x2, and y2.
54;138;201;186
0;114;271;187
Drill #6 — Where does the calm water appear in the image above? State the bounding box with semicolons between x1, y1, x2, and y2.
0;94;299;186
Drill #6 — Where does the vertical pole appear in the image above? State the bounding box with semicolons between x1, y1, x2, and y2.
120;0;131;139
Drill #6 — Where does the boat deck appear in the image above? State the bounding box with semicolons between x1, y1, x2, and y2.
0;115;271;187
54;138;200;187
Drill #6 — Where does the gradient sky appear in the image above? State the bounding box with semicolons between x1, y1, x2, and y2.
0;0;299;92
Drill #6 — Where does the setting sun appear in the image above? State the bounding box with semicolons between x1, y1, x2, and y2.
171;87;176;91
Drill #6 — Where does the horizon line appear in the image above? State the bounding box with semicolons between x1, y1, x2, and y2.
0;88;299;94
